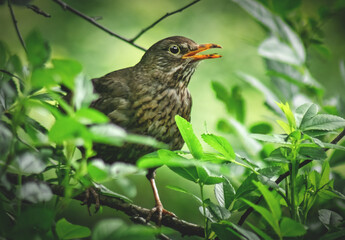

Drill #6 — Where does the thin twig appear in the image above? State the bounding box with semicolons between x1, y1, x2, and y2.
238;128;345;226
7;0;27;53
26;4;51;18
6;173;204;238
51;0;147;52
130;0;201;42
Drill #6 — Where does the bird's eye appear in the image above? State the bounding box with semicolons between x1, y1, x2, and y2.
169;45;180;55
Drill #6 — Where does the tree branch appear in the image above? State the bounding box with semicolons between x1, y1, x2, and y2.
6;173;204;238
129;0;201;43
8;0;27;53
238;128;345;226
26;4;51;18
51;0;147;52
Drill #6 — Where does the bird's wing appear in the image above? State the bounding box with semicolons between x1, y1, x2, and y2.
90;68;134;128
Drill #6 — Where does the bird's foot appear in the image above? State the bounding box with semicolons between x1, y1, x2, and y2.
146;203;177;226
81;187;100;215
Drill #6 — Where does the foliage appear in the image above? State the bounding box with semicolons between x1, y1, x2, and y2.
1;0;345;239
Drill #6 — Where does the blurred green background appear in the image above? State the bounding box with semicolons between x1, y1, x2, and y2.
1;0;345;236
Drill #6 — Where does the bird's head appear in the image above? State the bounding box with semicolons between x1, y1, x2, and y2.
136;36;221;86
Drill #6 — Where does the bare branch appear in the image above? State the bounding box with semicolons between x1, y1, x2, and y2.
26;4;51;18
238;128;345;226
7;0;27;53
51;0;147;52
6;173;204;238
130;0;201;43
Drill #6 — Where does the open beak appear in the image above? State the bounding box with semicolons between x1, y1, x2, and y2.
182;43;222;60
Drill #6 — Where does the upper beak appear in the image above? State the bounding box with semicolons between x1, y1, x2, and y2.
182;43;222;60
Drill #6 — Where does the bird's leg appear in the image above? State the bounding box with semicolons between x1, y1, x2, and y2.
146;169;176;225
81;187;100;215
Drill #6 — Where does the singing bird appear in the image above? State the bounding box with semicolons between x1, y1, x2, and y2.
90;36;221;222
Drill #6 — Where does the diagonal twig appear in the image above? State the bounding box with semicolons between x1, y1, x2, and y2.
7;0;27;53
129;0;201;43
26;4;51;18
51;0;147;51
238;128;345;226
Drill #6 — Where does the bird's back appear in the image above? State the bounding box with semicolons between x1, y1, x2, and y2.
90;67;192;164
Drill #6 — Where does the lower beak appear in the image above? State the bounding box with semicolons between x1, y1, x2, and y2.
182;43;222;60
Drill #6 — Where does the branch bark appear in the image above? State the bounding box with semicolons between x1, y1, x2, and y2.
130;0;201;42
238;128;345;226
8;0;27;53
6;173;204;238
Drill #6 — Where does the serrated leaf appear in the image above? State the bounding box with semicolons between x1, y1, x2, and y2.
202;134;235;160
235;173;258;199
277;102;296;131
204;199;231;221
197;166;224;185
301;114;345;131
215;177;235;209
175;115;203;159
169;166;199;183
56;218;91;240
295;103;318;128
280;217;306;237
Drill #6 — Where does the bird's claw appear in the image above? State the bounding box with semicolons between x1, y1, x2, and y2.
146;204;177;226
81;187;100;215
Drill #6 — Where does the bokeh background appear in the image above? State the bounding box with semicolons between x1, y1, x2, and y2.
1;0;345;237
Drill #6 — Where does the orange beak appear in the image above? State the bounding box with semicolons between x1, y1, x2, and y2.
182;43;222;60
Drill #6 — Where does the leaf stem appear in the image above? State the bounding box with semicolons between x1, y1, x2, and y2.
199;183;208;240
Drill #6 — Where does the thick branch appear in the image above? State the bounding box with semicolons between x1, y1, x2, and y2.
6;173;204;238
130;0;201;42
8;0;27;53
51;0;147;51
238;128;345;226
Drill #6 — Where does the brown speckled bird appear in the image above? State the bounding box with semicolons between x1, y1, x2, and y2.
90;36;221;222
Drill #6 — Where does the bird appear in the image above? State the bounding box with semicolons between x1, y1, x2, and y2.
90;36;221;223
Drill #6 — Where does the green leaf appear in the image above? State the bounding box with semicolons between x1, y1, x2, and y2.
52;59;82;90
277;102;296;131
56;218;91;240
202;134;235;160
169;166;199;183
211;81;229;103
259;36;303;65
88;159;109;182
228;222;260;240
295;103;318;128
74;74;98;109
175;115;203;159
95;183;132;202
301;114;345;131
92;219;159;240
280;217;306;237
25;30;50;68
74;108;109;124
247;222;274;240
318;209;343;230
235;173;258;199
137;150;193;169
253;181;281;220
49;117;91;144
299;147;327;160
241;198;280;237
265;147;290;163
31;68;56;89
89;124;126;146
211;223;243;240
214;177;235;209
320;161;331;187
319;230;345;240
19;182;53;203
197;166;224;185
204;199;231;221
251;133;287;144
249;122;273;134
